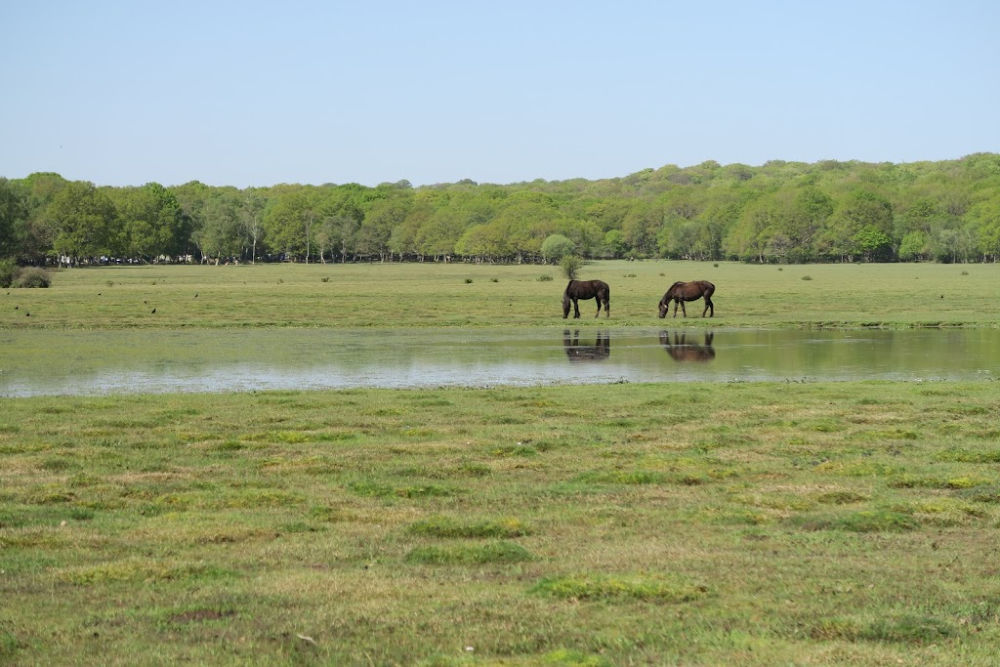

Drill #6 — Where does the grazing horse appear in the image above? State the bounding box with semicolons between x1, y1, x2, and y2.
563;329;611;362
659;330;715;362
658;280;715;318
563;279;610;319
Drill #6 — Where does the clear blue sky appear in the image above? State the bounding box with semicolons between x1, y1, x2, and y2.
3;1;998;188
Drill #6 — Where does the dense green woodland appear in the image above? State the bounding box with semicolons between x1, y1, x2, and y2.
2;154;1000;266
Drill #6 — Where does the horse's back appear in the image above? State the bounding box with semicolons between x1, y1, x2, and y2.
566;279;609;298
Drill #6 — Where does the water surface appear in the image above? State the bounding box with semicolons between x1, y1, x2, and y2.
1;327;998;397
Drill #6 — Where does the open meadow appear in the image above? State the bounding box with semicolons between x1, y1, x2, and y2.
2;260;999;329
2;260;1000;665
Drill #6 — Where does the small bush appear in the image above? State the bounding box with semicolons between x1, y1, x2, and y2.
560;255;583;280
464;278;473;284
537;274;553;282
16;267;51;288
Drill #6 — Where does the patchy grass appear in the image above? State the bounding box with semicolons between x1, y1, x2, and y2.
404;541;535;565
530;573;709;603
2;260;1000;329
2;381;1000;663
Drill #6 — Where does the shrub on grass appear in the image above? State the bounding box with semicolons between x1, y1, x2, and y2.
560;255;582;280
15;267;51;288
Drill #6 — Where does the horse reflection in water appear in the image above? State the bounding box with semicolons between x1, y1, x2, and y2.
563;329;611;362
659;330;715;362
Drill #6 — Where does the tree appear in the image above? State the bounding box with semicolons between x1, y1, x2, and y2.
18;172;69;262
724;195;775;262
540;234;575;263
898;231;931;262
486;192;565;262
854;226;894;262
240;188;266;263
358;194;409;261
193;190;244;263
620;201;661;257
601;230;627;258
47;181;117;264
786;187;833;262
559;219;603;258
4;155;1000;267
114;182;190;261
416;207;466;260
264;187;316;260
966;196;1000;262
0;178;28;259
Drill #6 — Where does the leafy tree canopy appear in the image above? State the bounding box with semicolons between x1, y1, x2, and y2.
4;154;1000;264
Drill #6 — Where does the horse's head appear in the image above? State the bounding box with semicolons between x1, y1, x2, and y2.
562;293;572;318
657;295;670;318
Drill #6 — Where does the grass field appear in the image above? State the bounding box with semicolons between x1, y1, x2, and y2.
2;260;999;329
2;261;1000;665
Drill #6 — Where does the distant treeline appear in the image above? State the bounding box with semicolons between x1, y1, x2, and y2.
2;154;1000;266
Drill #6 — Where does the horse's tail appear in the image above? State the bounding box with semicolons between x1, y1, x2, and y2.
564;280;575;294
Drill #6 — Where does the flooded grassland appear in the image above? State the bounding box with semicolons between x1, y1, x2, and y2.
2;261;1000;665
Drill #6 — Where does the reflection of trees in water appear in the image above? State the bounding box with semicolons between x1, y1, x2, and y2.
659;330;715;363
563;329;611;362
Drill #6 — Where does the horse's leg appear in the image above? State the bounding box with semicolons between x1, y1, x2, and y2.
604;294;609;318
573;298;581;319
679;300;688;317
594;297;601;318
672;300;679;318
703;295;714;317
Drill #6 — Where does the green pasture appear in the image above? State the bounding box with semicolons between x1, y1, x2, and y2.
3;260;1000;664
2;260;999;329
3;382;1000;664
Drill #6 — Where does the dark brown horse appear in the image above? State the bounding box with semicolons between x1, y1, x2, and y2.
563;279;610;318
659;330;715;362
658;280;715;318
